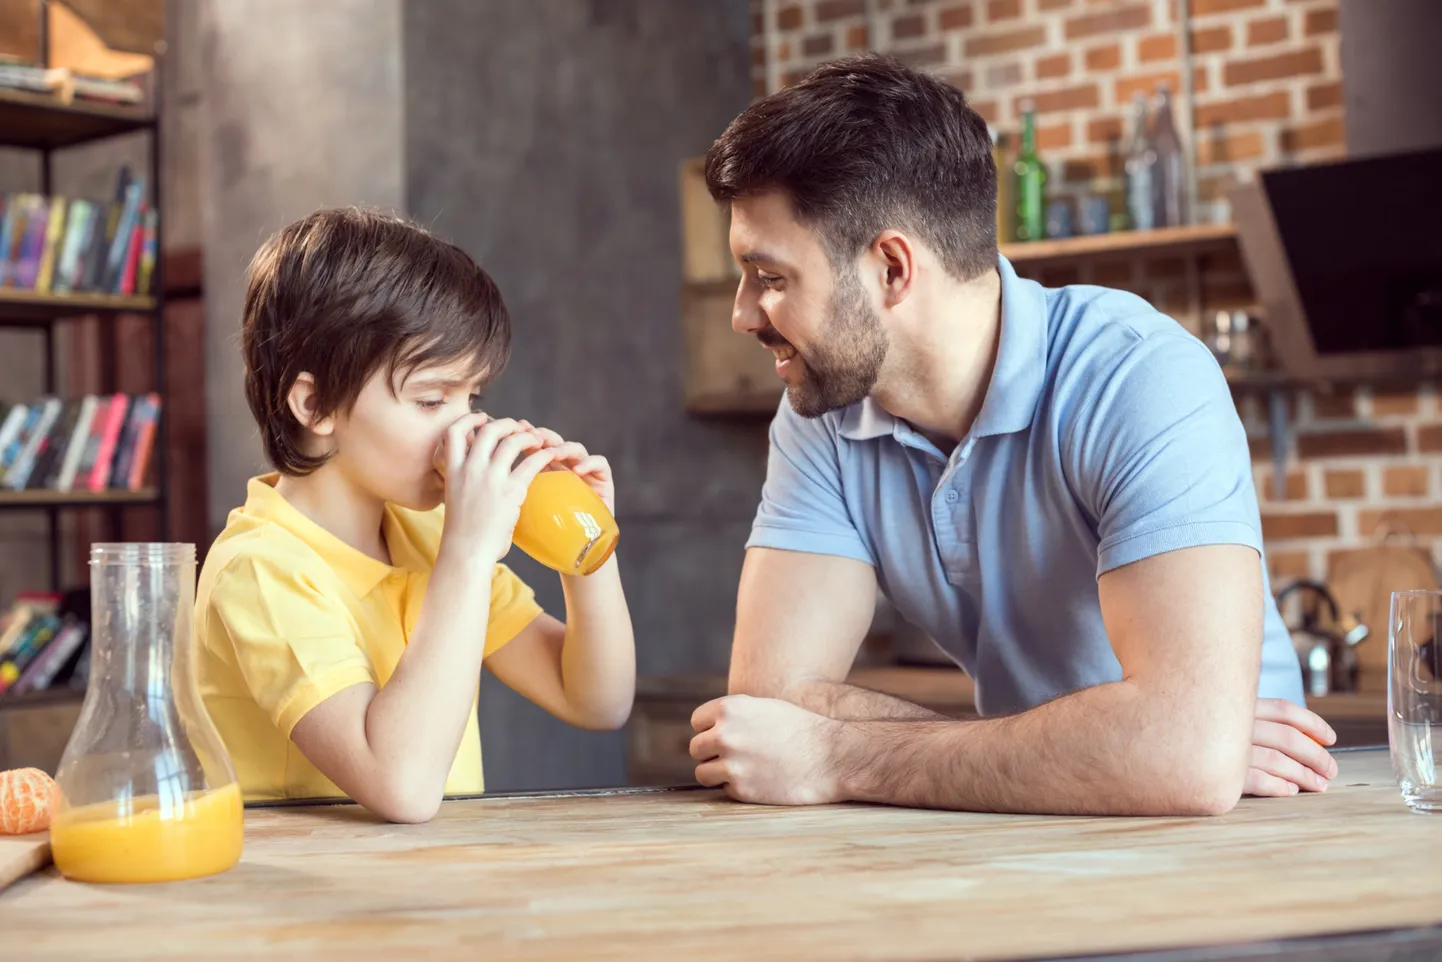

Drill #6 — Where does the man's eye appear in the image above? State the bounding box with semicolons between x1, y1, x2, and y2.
758;273;782;288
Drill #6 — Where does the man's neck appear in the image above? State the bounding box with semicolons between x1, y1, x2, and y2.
870;266;1003;447
273;467;391;565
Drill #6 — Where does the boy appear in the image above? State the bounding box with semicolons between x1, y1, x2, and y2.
194;208;636;823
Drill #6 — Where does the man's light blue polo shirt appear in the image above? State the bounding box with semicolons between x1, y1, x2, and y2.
747;255;1304;717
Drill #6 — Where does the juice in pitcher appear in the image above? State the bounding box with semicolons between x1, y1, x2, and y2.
52;544;243;884
51;782;244;884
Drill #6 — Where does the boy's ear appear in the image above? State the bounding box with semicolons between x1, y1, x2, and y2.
286;373;336;437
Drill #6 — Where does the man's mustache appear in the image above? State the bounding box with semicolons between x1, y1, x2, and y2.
757;328;792;350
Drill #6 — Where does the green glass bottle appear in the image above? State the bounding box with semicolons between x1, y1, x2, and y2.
1014;100;1046;242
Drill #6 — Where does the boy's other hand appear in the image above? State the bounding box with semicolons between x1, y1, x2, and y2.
520;421;615;514
438;414;556;566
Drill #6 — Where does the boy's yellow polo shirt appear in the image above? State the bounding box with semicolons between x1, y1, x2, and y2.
195;474;543;802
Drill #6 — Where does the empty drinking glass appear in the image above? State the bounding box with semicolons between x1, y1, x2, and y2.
1389;589;1442;812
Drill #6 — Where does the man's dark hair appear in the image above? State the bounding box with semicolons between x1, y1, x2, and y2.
705;54;996;281
242;207;511;475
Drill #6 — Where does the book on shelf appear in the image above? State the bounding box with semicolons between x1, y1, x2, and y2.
0;165;157;299
0;392;161;494
0;592;90;699
0;60;145;105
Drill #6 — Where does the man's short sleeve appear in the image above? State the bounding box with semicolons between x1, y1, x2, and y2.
746;401;874;565
1070;333;1263;577
207;554;376;737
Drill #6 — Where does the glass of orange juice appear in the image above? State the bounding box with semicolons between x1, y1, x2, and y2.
512;465;619;575
50;544;243;884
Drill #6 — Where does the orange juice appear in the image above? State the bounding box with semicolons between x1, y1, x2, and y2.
513;469;619;575
50;781;243;884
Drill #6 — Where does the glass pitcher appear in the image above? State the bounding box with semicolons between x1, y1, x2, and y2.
50;544;243;883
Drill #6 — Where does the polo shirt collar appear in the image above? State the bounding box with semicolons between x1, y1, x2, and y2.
838;254;1047;442
241;474;411;598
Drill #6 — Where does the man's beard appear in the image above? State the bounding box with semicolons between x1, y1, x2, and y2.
773;267;889;419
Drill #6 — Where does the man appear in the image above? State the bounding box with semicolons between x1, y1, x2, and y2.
687;56;1337;816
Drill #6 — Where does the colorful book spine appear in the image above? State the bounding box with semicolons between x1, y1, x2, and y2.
34;195;68;293
87;393;131;491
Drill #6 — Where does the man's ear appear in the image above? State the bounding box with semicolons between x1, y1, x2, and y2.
871;230;917;309
286;373;335;437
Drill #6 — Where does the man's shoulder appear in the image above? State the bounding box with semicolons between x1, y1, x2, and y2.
1040;281;1220;397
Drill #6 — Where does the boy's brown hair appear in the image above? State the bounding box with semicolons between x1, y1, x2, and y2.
241;208;511;475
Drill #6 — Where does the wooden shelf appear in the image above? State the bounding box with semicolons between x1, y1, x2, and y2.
0;87;153;150
0;290;157;324
0;686;84;711
0;488;157;508
1001;223;1237;265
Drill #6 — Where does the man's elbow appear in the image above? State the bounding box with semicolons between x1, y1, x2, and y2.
1159;727;1250;817
1170;769;1244;816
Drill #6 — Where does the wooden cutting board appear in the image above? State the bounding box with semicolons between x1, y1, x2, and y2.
0;832;51;892
1329;543;1441;689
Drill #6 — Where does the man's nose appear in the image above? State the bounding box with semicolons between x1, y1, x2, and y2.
732;285;765;336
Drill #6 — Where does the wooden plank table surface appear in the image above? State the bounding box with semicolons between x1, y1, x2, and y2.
4;748;1436;961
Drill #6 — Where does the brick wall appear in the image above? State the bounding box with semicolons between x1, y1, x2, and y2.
1242;386;1442;586
745;0;1436;585
749;0;1345;224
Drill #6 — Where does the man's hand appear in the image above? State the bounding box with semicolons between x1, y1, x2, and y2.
1245;698;1338;796
690;695;846;806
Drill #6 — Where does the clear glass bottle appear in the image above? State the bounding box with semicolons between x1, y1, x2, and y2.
50;543;243;884
1150;84;1188;228
1124;92;1157;231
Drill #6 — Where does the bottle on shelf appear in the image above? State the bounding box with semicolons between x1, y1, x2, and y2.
991;126;1014;244
1013;100;1046;242
1124;93;1157;232
1150;83;1188;228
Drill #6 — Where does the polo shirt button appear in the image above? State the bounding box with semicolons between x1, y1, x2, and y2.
945;490;960;504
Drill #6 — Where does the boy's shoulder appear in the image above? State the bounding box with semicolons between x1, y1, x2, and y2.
198;509;349;603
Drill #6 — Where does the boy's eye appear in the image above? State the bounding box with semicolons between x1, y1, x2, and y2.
416;399;446;410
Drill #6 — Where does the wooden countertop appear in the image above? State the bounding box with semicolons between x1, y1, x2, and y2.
6;749;1434;961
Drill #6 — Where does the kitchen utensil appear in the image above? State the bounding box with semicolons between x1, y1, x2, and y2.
1330;530;1440;690
1276;579;1361;696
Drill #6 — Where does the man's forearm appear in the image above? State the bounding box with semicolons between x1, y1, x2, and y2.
830;679;1251;816
784;680;948;721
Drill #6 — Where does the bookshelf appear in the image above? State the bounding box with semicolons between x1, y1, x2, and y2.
0;0;167;591
0;86;153;150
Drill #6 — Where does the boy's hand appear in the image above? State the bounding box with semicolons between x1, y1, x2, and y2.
521;421;615;513
437;415;557;566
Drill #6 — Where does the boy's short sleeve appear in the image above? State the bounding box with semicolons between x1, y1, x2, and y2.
207;554;376;737
485;563;543;657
